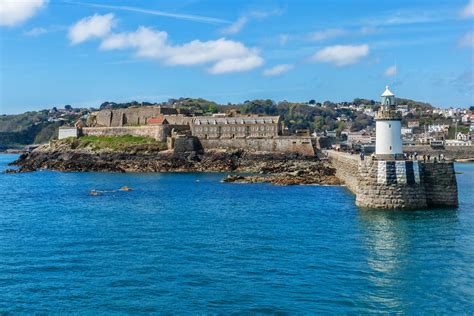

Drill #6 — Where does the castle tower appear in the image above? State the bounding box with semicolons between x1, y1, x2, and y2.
375;86;403;159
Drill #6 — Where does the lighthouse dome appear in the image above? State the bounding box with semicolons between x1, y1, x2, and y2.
381;85;394;97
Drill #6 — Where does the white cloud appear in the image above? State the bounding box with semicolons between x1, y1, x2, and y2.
311;44;369;66
0;0;47;27
208;55;264;74
384;65;397;77
68;13;116;45
100;26;263;74
262;64;294;77
308;28;346;41
220;8;282;35
458;31;474;47
460;0;474;18
220;16;248;35
24;26;47;36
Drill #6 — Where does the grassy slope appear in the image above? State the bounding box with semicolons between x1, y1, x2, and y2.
63;135;164;151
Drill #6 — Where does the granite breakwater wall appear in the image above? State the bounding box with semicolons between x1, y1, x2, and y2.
327;151;458;210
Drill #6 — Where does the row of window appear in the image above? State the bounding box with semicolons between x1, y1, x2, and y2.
195;126;276;133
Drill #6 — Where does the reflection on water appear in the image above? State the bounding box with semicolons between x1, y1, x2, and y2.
357;209;462;312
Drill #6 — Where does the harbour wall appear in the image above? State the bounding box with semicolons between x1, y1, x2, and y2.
404;145;474;160
325;151;359;193
199;137;315;156
326;150;458;210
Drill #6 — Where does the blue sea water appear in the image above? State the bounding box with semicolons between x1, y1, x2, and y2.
0;154;473;314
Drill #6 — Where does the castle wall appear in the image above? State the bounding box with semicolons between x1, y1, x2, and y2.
58;127;79;140
199;137;315;156
94;107;179;127
83;126;168;141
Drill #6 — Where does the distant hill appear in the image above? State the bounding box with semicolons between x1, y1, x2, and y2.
0;97;441;149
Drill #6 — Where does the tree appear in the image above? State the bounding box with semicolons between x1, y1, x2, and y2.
308;99;316;105
64;105;73;111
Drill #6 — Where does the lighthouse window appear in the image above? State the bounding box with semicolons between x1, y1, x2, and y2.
390;146;392;150
389;124;391;128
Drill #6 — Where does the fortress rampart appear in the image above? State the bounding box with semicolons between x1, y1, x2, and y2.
82;126;167;141
199;137;315;156
326;151;458;210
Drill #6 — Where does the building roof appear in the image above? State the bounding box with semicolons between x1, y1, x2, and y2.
147;116;168;125
192;116;279;126
381;85;395;97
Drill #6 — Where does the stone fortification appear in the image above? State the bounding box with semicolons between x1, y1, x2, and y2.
83;126;168;141
199;137;315;156
404;145;474;160
91;107;180;127
326;151;458;210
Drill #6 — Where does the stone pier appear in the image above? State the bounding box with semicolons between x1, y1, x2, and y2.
326;150;458;210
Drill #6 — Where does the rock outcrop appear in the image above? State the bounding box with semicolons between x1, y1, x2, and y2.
6;141;340;186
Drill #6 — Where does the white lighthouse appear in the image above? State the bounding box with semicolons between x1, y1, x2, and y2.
375;86;403;159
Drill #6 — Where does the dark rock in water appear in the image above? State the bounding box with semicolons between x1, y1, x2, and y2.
6;141;341;186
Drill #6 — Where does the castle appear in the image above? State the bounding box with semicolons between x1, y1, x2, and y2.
327;86;458;210
59;106;315;156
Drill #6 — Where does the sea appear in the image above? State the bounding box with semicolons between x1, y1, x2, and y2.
0;154;473;313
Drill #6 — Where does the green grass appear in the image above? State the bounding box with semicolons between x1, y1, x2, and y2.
65;135;160;151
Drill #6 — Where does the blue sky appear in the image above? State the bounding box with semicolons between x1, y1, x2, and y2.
0;0;473;114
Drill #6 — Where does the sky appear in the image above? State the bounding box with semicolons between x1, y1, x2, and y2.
0;0;473;114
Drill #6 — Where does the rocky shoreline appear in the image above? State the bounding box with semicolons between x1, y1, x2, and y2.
6;142;340;186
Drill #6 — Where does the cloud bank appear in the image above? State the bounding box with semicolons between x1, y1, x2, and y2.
0;0;47;27
311;44;369;66
68;13;116;45
98;26;263;74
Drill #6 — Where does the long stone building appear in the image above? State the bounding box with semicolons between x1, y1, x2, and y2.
190;116;281;139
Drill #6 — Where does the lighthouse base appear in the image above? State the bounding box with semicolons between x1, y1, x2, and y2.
326;151;458;210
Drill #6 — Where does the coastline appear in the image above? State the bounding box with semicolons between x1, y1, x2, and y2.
6;142;340;186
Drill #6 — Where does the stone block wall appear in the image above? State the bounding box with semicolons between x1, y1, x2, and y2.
199;137;315;156
58;127;79;140
325;151;359;193
94;107;179;127
356;160;427;209
83;126;167;141
326;150;458;210
421;162;458;207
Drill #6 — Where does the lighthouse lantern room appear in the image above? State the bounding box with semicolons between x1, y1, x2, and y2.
375;86;403;159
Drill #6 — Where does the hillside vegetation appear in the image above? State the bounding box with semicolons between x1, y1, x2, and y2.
0;97;436;149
